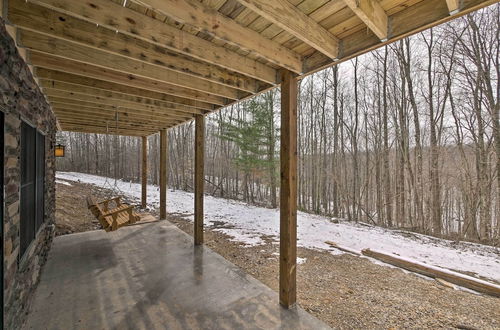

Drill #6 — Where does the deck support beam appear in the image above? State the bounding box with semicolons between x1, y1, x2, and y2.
194;114;205;245
141;136;148;209
279;70;298;308
159;129;167;219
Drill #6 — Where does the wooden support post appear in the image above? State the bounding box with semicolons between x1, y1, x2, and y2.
279;69;298;308
141;136;148;208
159;129;167;219
194;114;205;245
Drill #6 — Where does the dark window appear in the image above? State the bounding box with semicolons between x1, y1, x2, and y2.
35;132;45;231
20;122;45;259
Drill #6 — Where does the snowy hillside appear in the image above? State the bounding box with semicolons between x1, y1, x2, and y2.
56;172;500;284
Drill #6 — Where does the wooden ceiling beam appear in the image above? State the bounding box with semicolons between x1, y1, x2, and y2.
19;30;241;100
52;105;191;122
304;0;497;74
445;0;461;13
343;0;388;40
35;68;215;111
235;0;339;59
25;0;279;82
58;119;162;131
53;108;188;124
8;0;264;93
51;103;192;121
60;125;156;137
29;52;228;106
56;114;175;130
47;96;190;117
40;79;203;116
136;0;302;73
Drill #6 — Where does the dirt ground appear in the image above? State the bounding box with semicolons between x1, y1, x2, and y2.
55;181;500;329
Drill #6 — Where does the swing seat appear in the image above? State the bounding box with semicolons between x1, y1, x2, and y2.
86;196;140;232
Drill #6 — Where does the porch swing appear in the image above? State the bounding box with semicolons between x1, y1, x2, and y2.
86;111;141;232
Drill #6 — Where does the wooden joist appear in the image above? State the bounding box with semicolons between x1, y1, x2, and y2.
304;0;497;74
42;88;201;118
236;0;339;59
57;116;174;130
445;0;461;13
53;108;189;125
137;0;302;73
19;30;242;100
8;0;265;93
51;102;193;121
343;0;388;40
39;80;204;115
24;0;279;83
60;123;158;136
48;96;191;115
35;68;215;111
29;52;228;106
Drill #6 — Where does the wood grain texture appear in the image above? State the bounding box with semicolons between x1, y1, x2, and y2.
142;136;148;208
19;29;241;100
446;0;461;12
8;0;263;93
137;0;302;73
279;69;298;308
26;0;278;83
343;0;388;39
35;68;215;111
29;51;227;106
236;0;339;58
39;80;203;116
159;129;168;219
194;114;205;245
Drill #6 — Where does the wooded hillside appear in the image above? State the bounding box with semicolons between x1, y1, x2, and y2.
56;5;499;243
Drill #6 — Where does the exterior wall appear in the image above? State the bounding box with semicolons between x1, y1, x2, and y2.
1;18;57;329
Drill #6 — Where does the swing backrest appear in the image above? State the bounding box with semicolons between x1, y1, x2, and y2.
87;196;104;218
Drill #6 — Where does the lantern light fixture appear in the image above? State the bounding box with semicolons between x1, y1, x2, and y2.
55;144;65;157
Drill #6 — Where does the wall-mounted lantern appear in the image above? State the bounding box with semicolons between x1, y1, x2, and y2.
55;144;65;157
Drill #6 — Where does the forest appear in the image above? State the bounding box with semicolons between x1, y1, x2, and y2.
57;5;499;243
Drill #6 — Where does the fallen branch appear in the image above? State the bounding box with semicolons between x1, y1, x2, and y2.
325;241;361;256
361;248;500;298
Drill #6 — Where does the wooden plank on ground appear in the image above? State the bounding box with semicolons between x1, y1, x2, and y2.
361;248;500;297
325;241;361;256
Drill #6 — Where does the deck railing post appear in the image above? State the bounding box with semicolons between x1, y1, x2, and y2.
159;129;167;219
194;114;205;245
279;69;298;308
141;136;148;208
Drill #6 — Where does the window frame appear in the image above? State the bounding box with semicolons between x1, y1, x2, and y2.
19;119;47;264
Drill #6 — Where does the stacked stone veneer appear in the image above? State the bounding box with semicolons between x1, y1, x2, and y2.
1;18;57;329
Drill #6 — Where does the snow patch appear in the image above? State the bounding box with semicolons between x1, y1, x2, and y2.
56;180;72;186
56;171;500;283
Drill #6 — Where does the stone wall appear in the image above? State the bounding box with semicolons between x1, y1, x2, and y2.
1;17;57;329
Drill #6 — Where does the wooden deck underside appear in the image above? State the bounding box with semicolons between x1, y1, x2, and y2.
1;0;496;136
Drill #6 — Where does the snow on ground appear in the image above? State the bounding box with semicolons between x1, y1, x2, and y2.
56;171;500;283
55;179;72;186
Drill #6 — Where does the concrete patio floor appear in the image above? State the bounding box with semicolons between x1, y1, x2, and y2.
24;220;330;329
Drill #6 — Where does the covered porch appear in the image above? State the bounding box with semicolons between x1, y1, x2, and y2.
1;0;496;328
24;220;328;329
